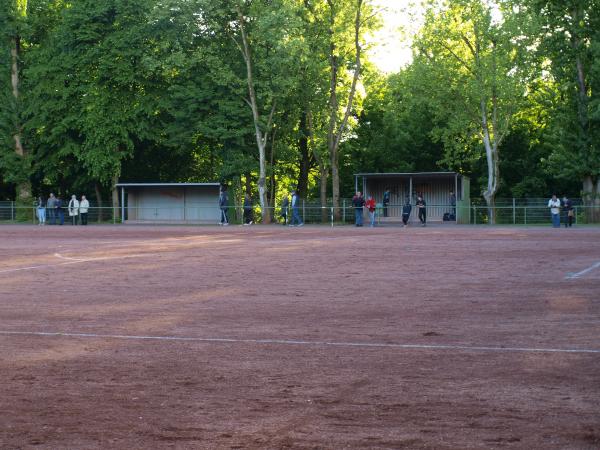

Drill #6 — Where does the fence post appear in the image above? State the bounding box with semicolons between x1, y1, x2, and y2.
343;199;346;224
113;207;116;224
331;207;334;227
302;200;305;223
574;206;578;225
11;201;14;222
473;206;476;225
524;207;527;225
512;198;516;225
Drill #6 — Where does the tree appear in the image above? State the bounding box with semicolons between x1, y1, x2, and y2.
413;0;534;222
521;0;600;219
0;0;31;203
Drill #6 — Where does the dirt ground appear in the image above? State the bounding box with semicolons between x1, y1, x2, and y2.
0;224;599;449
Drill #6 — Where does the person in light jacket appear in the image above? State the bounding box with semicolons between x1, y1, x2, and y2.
36;196;46;225
68;195;80;225
79;195;90;225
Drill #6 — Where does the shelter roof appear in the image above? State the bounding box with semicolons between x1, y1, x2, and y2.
354;172;466;178
115;183;221;187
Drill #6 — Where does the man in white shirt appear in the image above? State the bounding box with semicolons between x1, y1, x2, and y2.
68;194;80;225
548;194;561;228
79;195;90;225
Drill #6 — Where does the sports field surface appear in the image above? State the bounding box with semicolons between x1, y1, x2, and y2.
1;224;599;449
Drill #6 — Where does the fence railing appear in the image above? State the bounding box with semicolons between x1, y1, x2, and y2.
0;204;599;226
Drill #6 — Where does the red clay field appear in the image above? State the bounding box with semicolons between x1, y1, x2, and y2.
0;224;599;449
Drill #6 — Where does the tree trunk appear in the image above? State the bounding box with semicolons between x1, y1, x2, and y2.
237;7;273;224
481;99;499;224
319;164;328;223
11;36;31;204
582;176;600;223
112;175;120;221
269;131;277;210
327;0;362;220
94;182;104;222
297;110;311;200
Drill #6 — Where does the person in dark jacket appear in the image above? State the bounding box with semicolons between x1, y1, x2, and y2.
290;190;303;226
402;197;412;227
55;196;65;225
280;193;289;225
382;189;390;217
416;195;426;227
243;193;253;225
219;185;229;225
352;191;365;227
562;195;573;228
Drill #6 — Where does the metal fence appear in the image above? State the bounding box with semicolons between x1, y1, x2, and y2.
468;205;599;225
1;202;598;226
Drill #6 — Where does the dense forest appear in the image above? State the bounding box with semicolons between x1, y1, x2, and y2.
1;0;598;222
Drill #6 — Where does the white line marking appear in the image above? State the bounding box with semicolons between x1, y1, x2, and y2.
53;253;87;262
566;261;600;279
0;331;598;354
0;253;150;275
0;260;85;274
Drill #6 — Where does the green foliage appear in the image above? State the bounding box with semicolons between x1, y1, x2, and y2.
0;0;597;204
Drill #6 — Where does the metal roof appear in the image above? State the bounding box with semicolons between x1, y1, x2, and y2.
115;182;221;187
354;172;465;177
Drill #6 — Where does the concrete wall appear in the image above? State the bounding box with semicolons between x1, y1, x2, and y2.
126;186;220;223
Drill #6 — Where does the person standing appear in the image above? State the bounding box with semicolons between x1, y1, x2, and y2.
382;188;390;218
449;190;456;218
365;194;376;227
548;194;561;228
36;196;46;225
352;191;365;227
401;197;412;227
47;193;56;225
243;193;253;225
219;185;229;226
56;195;65;225
562;195;573;228
280;193;289;225
416;195;427;227
68;194;79;225
79;195;90;225
290;190;303;226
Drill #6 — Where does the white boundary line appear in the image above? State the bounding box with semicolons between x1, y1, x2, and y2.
0;330;598;354
566;261;600;279
0;253;150;274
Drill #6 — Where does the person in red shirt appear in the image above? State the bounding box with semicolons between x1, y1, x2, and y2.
365;194;376;227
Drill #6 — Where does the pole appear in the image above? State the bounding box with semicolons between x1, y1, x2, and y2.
302;200;305;223
513;198;516;225
331;207;334;227
121;187;125;224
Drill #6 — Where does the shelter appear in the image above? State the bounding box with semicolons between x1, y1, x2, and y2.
115;183;221;223
354;172;470;223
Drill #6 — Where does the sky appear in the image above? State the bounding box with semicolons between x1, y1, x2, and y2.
367;0;425;73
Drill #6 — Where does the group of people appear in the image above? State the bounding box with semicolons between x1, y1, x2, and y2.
352;191;428;227
548;194;574;228
36;193;90;226
218;187;304;227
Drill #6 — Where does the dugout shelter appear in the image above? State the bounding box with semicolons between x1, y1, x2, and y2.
115;183;221;223
354;172;470;223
